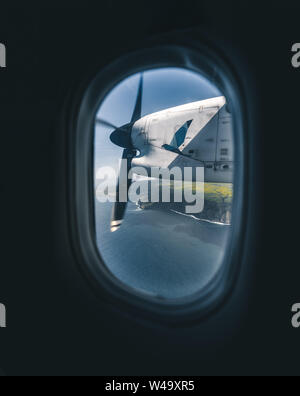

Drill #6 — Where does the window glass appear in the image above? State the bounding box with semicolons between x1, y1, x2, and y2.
94;67;234;301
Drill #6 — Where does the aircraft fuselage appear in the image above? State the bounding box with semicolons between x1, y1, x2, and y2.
130;97;234;184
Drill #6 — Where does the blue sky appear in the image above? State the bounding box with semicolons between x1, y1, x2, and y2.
94;67;222;171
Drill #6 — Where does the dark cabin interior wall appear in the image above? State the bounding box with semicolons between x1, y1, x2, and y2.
0;2;299;375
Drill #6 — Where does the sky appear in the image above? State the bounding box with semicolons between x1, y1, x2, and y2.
94;67;223;171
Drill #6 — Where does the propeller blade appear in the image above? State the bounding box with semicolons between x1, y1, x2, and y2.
96;118;128;132
130;73;143;124
110;74;144;231
110;149;134;232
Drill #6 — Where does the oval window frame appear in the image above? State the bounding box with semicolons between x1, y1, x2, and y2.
67;43;247;325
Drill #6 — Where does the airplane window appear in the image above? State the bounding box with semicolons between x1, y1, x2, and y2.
94;67;235;302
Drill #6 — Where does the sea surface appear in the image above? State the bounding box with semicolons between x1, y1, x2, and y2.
95;200;231;300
